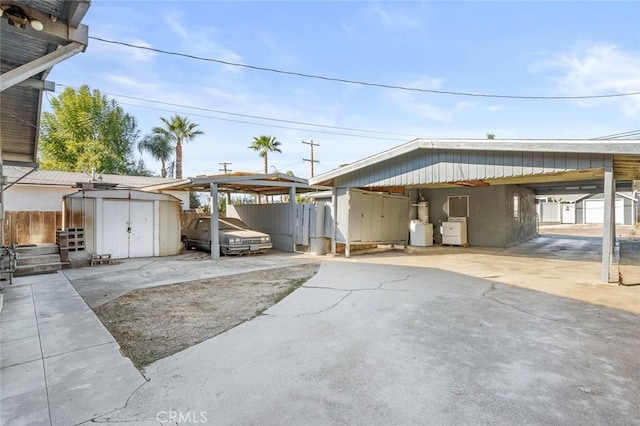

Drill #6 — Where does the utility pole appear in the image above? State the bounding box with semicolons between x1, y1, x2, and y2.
218;162;232;174
302;140;319;178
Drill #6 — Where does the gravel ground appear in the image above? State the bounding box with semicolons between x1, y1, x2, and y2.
93;262;320;369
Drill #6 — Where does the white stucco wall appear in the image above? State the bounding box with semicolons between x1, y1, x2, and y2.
4;185;191;212
4;185;72;211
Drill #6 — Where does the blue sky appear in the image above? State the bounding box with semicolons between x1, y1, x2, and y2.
46;1;640;178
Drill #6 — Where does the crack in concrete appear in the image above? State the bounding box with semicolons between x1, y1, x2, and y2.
482;283;573;325
303;274;411;293
295;291;353;317
83;378;149;425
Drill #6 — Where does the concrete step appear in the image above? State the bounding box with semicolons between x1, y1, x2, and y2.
17;254;61;266
15;244;59;256
14;262;62;276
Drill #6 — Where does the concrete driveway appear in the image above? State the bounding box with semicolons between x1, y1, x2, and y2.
94;261;640;425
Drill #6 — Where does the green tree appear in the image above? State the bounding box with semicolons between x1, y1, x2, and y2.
138;133;174;178
248;135;282;173
39;85;140;174
152;115;203;179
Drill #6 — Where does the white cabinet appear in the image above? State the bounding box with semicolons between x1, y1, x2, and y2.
442;221;467;246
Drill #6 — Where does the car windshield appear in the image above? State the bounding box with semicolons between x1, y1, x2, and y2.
218;218;250;231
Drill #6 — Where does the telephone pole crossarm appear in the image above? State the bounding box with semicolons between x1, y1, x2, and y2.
302;140;319;178
219;162;232;174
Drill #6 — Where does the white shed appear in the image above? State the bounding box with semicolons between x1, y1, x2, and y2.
62;189;181;259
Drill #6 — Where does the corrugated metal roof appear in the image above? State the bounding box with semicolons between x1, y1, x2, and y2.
4;166;182;189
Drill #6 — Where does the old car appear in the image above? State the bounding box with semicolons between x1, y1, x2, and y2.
181;217;272;255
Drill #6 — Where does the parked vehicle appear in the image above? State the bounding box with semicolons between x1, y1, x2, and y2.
181;217;272;255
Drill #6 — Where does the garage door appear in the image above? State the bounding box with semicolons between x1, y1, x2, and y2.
584;199;624;224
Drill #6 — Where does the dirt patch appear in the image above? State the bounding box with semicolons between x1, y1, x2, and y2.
93;262;320;369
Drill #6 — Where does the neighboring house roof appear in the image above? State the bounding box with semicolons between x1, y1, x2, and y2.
4;166;181;189
309;139;640;188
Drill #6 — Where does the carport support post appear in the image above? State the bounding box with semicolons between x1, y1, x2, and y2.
331;187;337;255
210;183;220;260
290;186;296;252
601;159;615;283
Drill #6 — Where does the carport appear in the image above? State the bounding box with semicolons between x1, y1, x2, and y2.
310;139;640;283
143;172;326;260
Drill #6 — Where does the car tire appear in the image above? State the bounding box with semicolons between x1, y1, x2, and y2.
181;236;190;250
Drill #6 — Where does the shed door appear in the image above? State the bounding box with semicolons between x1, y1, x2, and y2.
102;200;155;258
584;199;624;224
102;200;130;259
128;201;154;257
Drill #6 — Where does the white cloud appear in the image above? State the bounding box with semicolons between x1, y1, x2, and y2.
164;15;188;39
368;2;426;31
388;76;460;122
102;74;158;91
535;42;640;115
128;39;156;62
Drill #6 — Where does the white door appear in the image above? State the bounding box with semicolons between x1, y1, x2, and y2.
102;200;155;258
102;200;130;259
128;201;154;258
561;204;576;224
584;199;624;224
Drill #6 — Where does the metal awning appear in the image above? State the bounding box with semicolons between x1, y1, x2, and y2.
142;172;328;195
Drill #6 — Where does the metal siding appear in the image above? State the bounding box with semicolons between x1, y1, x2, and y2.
485;151;495;179
543;152;555;172
328;147;617;188
532;152;544;174
555;153;567;171
578;153;591;169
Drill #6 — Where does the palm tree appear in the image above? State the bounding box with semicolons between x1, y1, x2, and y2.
137;133;174;178
153;115;203;179
248;135;282;173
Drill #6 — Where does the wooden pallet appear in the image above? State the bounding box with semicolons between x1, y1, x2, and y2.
440;243;470;248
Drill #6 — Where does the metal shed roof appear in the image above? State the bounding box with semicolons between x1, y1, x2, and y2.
1;0;90;167
310;139;640;191
143;172;327;195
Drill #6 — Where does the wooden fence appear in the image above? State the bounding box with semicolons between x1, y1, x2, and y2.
3;210;205;246
3;211;63;246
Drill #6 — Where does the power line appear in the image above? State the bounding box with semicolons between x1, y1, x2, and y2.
89;36;640;101
55;84;413;141
55;84;415;138
592;129;640;140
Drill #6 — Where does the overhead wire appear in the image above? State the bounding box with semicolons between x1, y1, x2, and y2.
55;83;417;138
592;129;640;140
89;36;640;101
